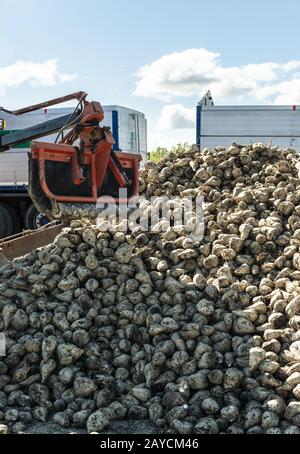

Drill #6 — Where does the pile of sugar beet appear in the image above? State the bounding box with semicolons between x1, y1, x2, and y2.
3;143;300;434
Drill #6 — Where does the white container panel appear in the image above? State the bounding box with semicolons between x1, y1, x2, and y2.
0;150;28;185
201;136;297;150
199;106;300;151
100;110;113;129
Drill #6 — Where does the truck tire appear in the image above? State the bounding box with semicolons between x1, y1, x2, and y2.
0;203;15;238
3;204;20;234
25;204;49;230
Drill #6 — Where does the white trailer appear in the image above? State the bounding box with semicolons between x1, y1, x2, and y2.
197;91;300;151
0;105;147;237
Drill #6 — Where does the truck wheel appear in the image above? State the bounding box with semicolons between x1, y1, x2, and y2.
25;204;49;230
3;204;20;234
0;203;15;238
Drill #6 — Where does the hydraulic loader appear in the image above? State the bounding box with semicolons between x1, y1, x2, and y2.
0;91;141;219
0;91;141;261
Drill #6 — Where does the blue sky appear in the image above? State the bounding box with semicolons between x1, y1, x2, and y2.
0;0;300;149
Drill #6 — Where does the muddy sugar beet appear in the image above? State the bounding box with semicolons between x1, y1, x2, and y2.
2;143;300;433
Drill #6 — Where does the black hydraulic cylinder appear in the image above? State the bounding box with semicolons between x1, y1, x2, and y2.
0;109;81;152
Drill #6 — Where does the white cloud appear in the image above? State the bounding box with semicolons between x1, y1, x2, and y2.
134;48;300;104
0;59;77;96
149;104;196;150
158;104;195;130
148;128;195;151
